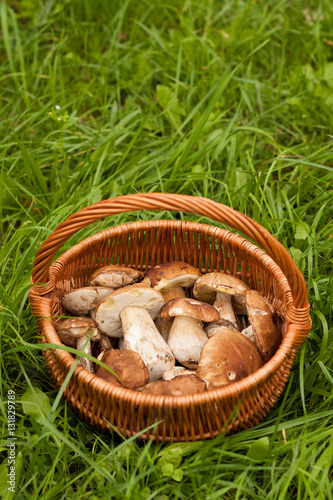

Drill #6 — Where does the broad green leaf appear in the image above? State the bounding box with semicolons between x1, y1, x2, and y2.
0;452;22;500
192;165;205;174
161;463;174;477
172;468;183;482
0;465;10;499
289;247;305;273
140;487;151;499
247;436;270;461
158;447;183;470
156;85;185;129
21;387;51;419
295;221;309;241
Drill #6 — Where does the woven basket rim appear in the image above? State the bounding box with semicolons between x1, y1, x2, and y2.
42;218;296;405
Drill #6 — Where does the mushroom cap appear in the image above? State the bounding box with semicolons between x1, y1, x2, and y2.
245;290;282;363
144;261;201;293
55;317;99;346
197;329;263;390
89;265;142;288
141;374;206;396
161;298;220;322
193;273;250;313
61;287;114;315
95;284;164;337
95;349;149;390
205;319;239;337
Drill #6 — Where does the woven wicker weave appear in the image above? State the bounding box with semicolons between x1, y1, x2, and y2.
29;193;311;442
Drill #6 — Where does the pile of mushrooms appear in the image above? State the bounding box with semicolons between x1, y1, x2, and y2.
55;262;282;396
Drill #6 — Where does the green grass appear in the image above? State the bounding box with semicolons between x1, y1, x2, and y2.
1;0;333;498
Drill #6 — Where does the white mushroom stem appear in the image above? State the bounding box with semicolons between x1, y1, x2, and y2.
241;325;255;344
168;315;208;369
214;292;238;329
162;366;196;380
118;338;126;349
76;336;94;372
205;293;238;337
154;287;186;342
120;306;175;382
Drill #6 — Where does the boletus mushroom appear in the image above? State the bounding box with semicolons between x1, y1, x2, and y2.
120;305;175;382
197;328;263;389
193;273;250;334
94;284;164;337
55;317;99;372
154;287;186;342
161;298;220;369
243;290;282;363
95;349;149;390
141;374;206;396
143;261;201;293
89;265;142;288
61;287;114;316
144;261;201;341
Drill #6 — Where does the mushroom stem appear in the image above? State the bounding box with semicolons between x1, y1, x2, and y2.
162;366;196;380
241;325;255;343
214;292;238;327
168;315;208;369
120;306;175;381
76;335;94;372
155;287;186;342
205;293;239;336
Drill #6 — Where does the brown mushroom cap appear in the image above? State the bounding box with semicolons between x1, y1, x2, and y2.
197;329;263;389
61;287;114;315
141;374;206;396
193;273;250;313
144;261;201;293
161;298;220;322
95;349;149;390
55;317;100;346
89;265;142;288
95;284;164;337
245;290;282;363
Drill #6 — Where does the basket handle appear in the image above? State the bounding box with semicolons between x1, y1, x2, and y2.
31;193;308;309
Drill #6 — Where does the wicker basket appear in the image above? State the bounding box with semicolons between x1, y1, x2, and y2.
29;193;311;442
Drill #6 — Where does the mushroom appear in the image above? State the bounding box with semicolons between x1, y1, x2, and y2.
141;374;206;396
144;262;201;341
162;366;197;380
95;349;149;390
161;298;220;369
55;317;99;372
89;265;142;288
95;284;165;337
243;290;282;363
154;287;186;342
143;261;201;293
120;306;175;381
197;328;263;389
61;287;115;316
193;273;250;333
